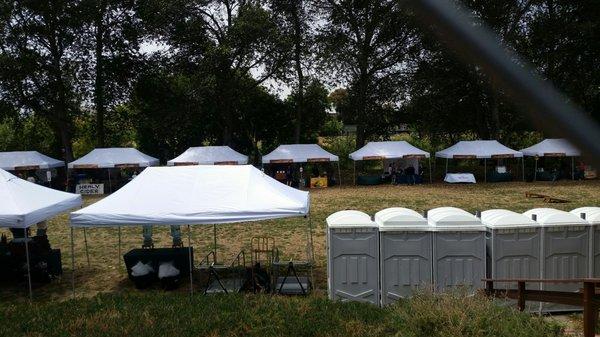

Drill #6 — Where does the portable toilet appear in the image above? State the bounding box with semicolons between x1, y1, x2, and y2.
375;207;433;305
428;207;486;294
326;210;379;305
523;208;590;312
570;207;600;277
481;209;541;311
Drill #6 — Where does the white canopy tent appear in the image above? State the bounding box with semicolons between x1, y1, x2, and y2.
520;139;581;180
435;140;524;182
69;165;311;295
0;151;64;171
167;146;248;166
68;147;159;193
0;168;82;299
349;141;432;184
262;144;341;187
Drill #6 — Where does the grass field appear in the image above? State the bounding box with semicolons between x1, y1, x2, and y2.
1;180;598;336
2;180;599;302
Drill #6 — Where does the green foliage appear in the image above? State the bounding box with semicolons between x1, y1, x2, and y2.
0;292;565;337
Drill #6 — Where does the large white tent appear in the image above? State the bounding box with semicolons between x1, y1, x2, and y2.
1;169;82;228
70;165;309;226
0;168;82;299
435;140;523;182
68;148;159;169
520;139;581;180
167;146;248;166
0;151;64;171
262;144;341;187
262;144;338;163
349;141;432;183
69;165;311;295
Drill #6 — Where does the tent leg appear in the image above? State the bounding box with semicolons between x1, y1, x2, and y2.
24;229;33;301
428;157;432;183
187;225;194;296
213;224;217;264
445;158;448;176
522;157;525;181
337;162;342;188
71;227;75;298
107;168;112;194
534;159;538;182
353;161;356;186
484;159;487;182
83;228;91;268
572;157;575;180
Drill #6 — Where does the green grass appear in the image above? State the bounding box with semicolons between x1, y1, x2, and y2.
0;291;564;337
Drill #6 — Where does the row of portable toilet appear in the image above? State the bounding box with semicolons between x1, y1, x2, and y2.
326;206;600;311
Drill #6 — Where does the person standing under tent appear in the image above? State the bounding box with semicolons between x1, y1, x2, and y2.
405;165;416;185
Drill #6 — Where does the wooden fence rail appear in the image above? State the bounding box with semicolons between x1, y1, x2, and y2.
483;278;600;337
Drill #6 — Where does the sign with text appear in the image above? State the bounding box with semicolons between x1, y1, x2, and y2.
76;183;105;195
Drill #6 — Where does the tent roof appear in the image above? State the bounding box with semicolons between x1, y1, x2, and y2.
70;165;310;227
436;140;523;159
375;207;431;231
0;169;82;228
520;139;581;157
523;208;588;226
262;144;338;163
427;207;485;231
326;210;375;228
167;146;248;166
349;141;430;160
481;209;537;228
68;148;159;169
0;151;64;171
571;207;600;225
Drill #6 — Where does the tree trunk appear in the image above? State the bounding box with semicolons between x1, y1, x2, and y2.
94;1;107;148
489;88;500;139
292;1;304;144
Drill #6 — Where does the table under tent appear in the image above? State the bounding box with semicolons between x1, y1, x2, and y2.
0;168;82;299
167;146;248;166
69;165;313;296
435;140;524;183
520;138;582;181
262;144;340;188
348;141;432;185
68;147;159;194
0;151;65;189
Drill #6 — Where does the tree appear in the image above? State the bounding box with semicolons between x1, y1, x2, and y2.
0;0;88;161
316;0;418;148
80;0;142;147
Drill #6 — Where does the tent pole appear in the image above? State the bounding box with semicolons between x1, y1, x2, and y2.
353;161;356;186
70;227;75;298
484;159;487;182
83;228;91;268
337;161;342;188
213;224;217;264
187;225;193;296
445;158;448;175
522;157;525;181
571;157;575;180
107;168;112;194
428;157;432;183
534;158;538;182
24;229;33;301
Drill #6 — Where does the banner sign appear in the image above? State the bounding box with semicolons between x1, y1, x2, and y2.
76;183;105;195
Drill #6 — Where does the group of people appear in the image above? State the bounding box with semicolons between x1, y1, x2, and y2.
384;162;424;185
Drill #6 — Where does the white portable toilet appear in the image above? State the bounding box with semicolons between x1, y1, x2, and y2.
428;207;486;294
570;207;600;277
523;208;590;312
375;207;433;305
481;209;541;311
326;210;379;305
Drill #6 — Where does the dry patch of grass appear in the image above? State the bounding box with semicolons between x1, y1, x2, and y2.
1;180;599;302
